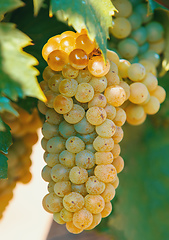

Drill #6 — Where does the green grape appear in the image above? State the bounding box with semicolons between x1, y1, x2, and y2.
42;122;59;139
89;76;107;93
63;192;84;212
59;120;76;139
76;132;97;144
139;59;157;76
46;109;62;125
48;73;63;93
104;104;116;121
53;94;73;114
63;104;85;124
139;50;160;67
149;38;165;54
88;93;107;108
76;68;92;83
95;151;113;165
111;17;131;39
59;150;75;168
85;144;96;153
75;150;95;169
86;176;105;194
86;107;107;125
45;90;58;108
119;81;130;100
74;116;94;134
38;100;49;115
128;63;146;81
66;136;85;153
113;126;124;144
85;194;105;214
62;63;79;79
47;136;65;153
41;137;48;151
139;42;149;55
118;38;139;59
51;164;70;182
106;62;120;86
69;166;88;184
94;164;117;183
93;136;114;152
135;3;153;23
128;11;142;30
101;183;115;202
42;66;57;82
60;208;73;222
131;26;147;46
71;183;87;196
107;49;120;66
47;181;55;193
53;212;65;224
59;78;78;97
95;119;116;138
54;181;71;197
75;83;94;103
145;21;164;43
141;73;158;92
41;165;52;182
73;208;93;229
118;59;131;78
112;0;132;18
45;192;63;212
44;153;60;167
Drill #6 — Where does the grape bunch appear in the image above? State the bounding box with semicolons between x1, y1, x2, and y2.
0;106;41;219
109;0;165;65
39;30;126;233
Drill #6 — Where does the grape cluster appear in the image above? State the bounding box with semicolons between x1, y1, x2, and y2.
39;30;126;233
0;106;41;219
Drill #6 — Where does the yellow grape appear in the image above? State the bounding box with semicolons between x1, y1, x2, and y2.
85;194;105;214
88;56;110;77
94;164;117;183
104;85;126;107
73;208;93;229
76;34;96;54
69;49;88;69
101;183;116;202
113;156;124;173
47;50;69;71
53;95;73;114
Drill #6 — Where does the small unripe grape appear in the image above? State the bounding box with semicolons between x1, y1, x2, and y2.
62;63;79;79
42;194;53;213
104;85;126;107
60;208;73;222
63;192;84;212
86;107;107;125
94;164;117;183
113;126;124;144
113;156;124;173
75;83;94;103
88;56;110;77
51;164;70;182
47;136;65;153
59;78;78;97
69;49;88;69
77;132;97;145
59;120;76;139
112;0;132;17
53;95;73;114
151;86;166;103
71;183;88;197
63;104;85;124
73;208;93;229
46;109;62;125
74;116;94;134
85;194;105;214
95;151;113;165
54;181;71;197
66;136;85;153
111;144;121;158
101;183;115;202
129;82;149;104
47;181;55;193
66;221;83;234
104;104;116;121
47;50;69;71
86;176;105;194
75;150;95;169
143;96;160;115
38;101;49;115
45;192;63;212
41;137;48;151
53;212;65;224
89;76;107;93
101;202;112;218
93;136;114;152
95;119;116;138
42;122;58;139
44;152;59;168
69;166;88;184
59;150;75;168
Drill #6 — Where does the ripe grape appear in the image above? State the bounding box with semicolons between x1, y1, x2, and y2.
111;17;132;39
113;156;124;173
95;119;116;138
73;208;93;229
45;192;63;212
128;63;146;81
66;136;85;153
75;150;95;169
59;150;75;168
143;96;160;115
71;183;87;197
66;222;83;234
53;95;73;114
88;93;107;108
89;76;107;93
59;78;78;97
86;107;107;125
63;104;85;124
88;56;110;77
101;202;112;218
69;49;88;69
51;164;70;182
60;36;76;54
42;122;58;139
46;109;62;125
93;136;114;152
86;176;105;195
101;183;115;202
75;83;94;103
63;192;84;212
53;212;65;224
95;151;113;165
54;181;71;197
113;126;124;144
104;104;116;121
94;164;117;183
84;194;105;214
104;85;126;107
48;74;63;93
107;49;120;66
60;208;73;222
74;116;95;134
111;143;121;158
47;136;65;153
59;120;76;139
69;166;88;184
41;165;52;182
62;63;79;79
76;34;96;54
76;68;92;83
151;86;166;103
129;82;149;104
47;50;69;71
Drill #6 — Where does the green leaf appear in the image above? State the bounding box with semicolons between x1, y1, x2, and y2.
33;0;45;16
0;22;46;102
0;120;12;154
0;154;8;179
50;0;116;57
153;0;169;9
0;0;24;20
148;0;169;13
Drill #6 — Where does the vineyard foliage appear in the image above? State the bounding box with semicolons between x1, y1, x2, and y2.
0;0;169;239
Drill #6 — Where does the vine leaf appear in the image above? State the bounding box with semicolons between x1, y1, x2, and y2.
33;0;45;16
148;0;169;13
0;154;8;179
0;120;12;154
0;22;46;102
50;0;116;57
0;0;24;19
